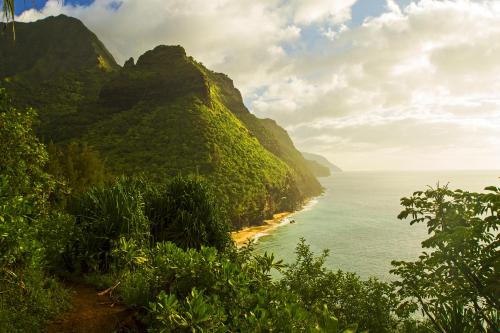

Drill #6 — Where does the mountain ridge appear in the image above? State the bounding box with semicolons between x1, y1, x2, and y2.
302;152;342;173
1;15;323;228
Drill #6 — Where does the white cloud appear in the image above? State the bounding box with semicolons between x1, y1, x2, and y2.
290;0;357;25
252;0;500;170
16;0;353;94
386;0;401;14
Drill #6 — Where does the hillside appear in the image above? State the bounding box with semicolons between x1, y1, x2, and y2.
302;152;342;173
0;15;323;228
304;159;331;177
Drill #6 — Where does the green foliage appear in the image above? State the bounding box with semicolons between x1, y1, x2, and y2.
107;241;345;332
0;89;51;204
391;185;500;333
0;89;70;331
149;289;226;332
0;264;70;332
207;70;324;202
281;239;406;333
67;176;150;272
66;175;233;273
4;17;498;333
1;18;323;228
146;175;232;251
46;141;107;195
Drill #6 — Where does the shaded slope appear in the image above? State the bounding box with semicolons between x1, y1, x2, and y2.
0;15;118;80
0;15;119;141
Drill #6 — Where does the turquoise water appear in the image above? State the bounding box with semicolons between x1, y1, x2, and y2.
255;170;500;281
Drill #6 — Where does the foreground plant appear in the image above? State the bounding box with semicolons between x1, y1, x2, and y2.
392;185;500;333
0;89;70;331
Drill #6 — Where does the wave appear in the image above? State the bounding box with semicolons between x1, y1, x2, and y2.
299;198;320;212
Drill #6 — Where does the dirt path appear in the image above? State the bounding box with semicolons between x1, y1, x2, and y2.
46;283;139;333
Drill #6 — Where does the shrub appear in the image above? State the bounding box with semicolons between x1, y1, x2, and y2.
280;239;405;333
0;89;70;331
146;175;232;251
67;176;151;272
392;185;500;333
107;241;341;332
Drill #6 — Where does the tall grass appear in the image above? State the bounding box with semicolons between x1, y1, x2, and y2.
145;175;231;251
67;176;150;272
65;175;231;272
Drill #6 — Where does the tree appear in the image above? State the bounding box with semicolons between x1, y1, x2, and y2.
2;0;18;39
280;238;405;333
0;88;71;331
1;0;14;22
0;88;51;204
46;141;107;195
391;185;500;333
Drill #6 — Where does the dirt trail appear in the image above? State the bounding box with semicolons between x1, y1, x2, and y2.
46;283;139;333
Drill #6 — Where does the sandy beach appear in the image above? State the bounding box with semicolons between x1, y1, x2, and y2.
231;212;294;246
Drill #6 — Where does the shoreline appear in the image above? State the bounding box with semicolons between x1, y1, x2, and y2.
231;212;294;247
231;197;320;247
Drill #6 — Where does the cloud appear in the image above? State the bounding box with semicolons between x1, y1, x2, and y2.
251;0;500;170
16;0;354;94
385;0;401;14
15;0;500;170
290;0;357;25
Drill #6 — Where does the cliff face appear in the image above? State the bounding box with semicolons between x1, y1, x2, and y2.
1;15;323;228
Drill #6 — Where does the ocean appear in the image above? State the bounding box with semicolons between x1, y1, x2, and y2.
254;170;499;281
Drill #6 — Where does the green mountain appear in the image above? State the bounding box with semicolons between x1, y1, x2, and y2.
301;152;342;174
1;15;323;228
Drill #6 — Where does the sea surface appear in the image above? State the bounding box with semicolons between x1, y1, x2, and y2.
254;170;499;281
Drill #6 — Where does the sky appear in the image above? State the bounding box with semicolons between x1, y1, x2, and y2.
10;0;500;171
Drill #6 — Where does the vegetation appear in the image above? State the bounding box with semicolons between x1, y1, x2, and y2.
0;89;71;331
1;14;498;333
1;16;322;229
392;185;500;333
1;82;499;333
46;141;107;194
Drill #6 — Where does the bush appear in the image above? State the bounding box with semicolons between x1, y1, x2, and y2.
146;175;232;251
105;241;341;332
67;176;150;272
392;185;500;333
0;89;70;331
280;239;405;333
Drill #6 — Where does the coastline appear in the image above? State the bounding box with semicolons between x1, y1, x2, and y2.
231;212;294;247
231;197;320;247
